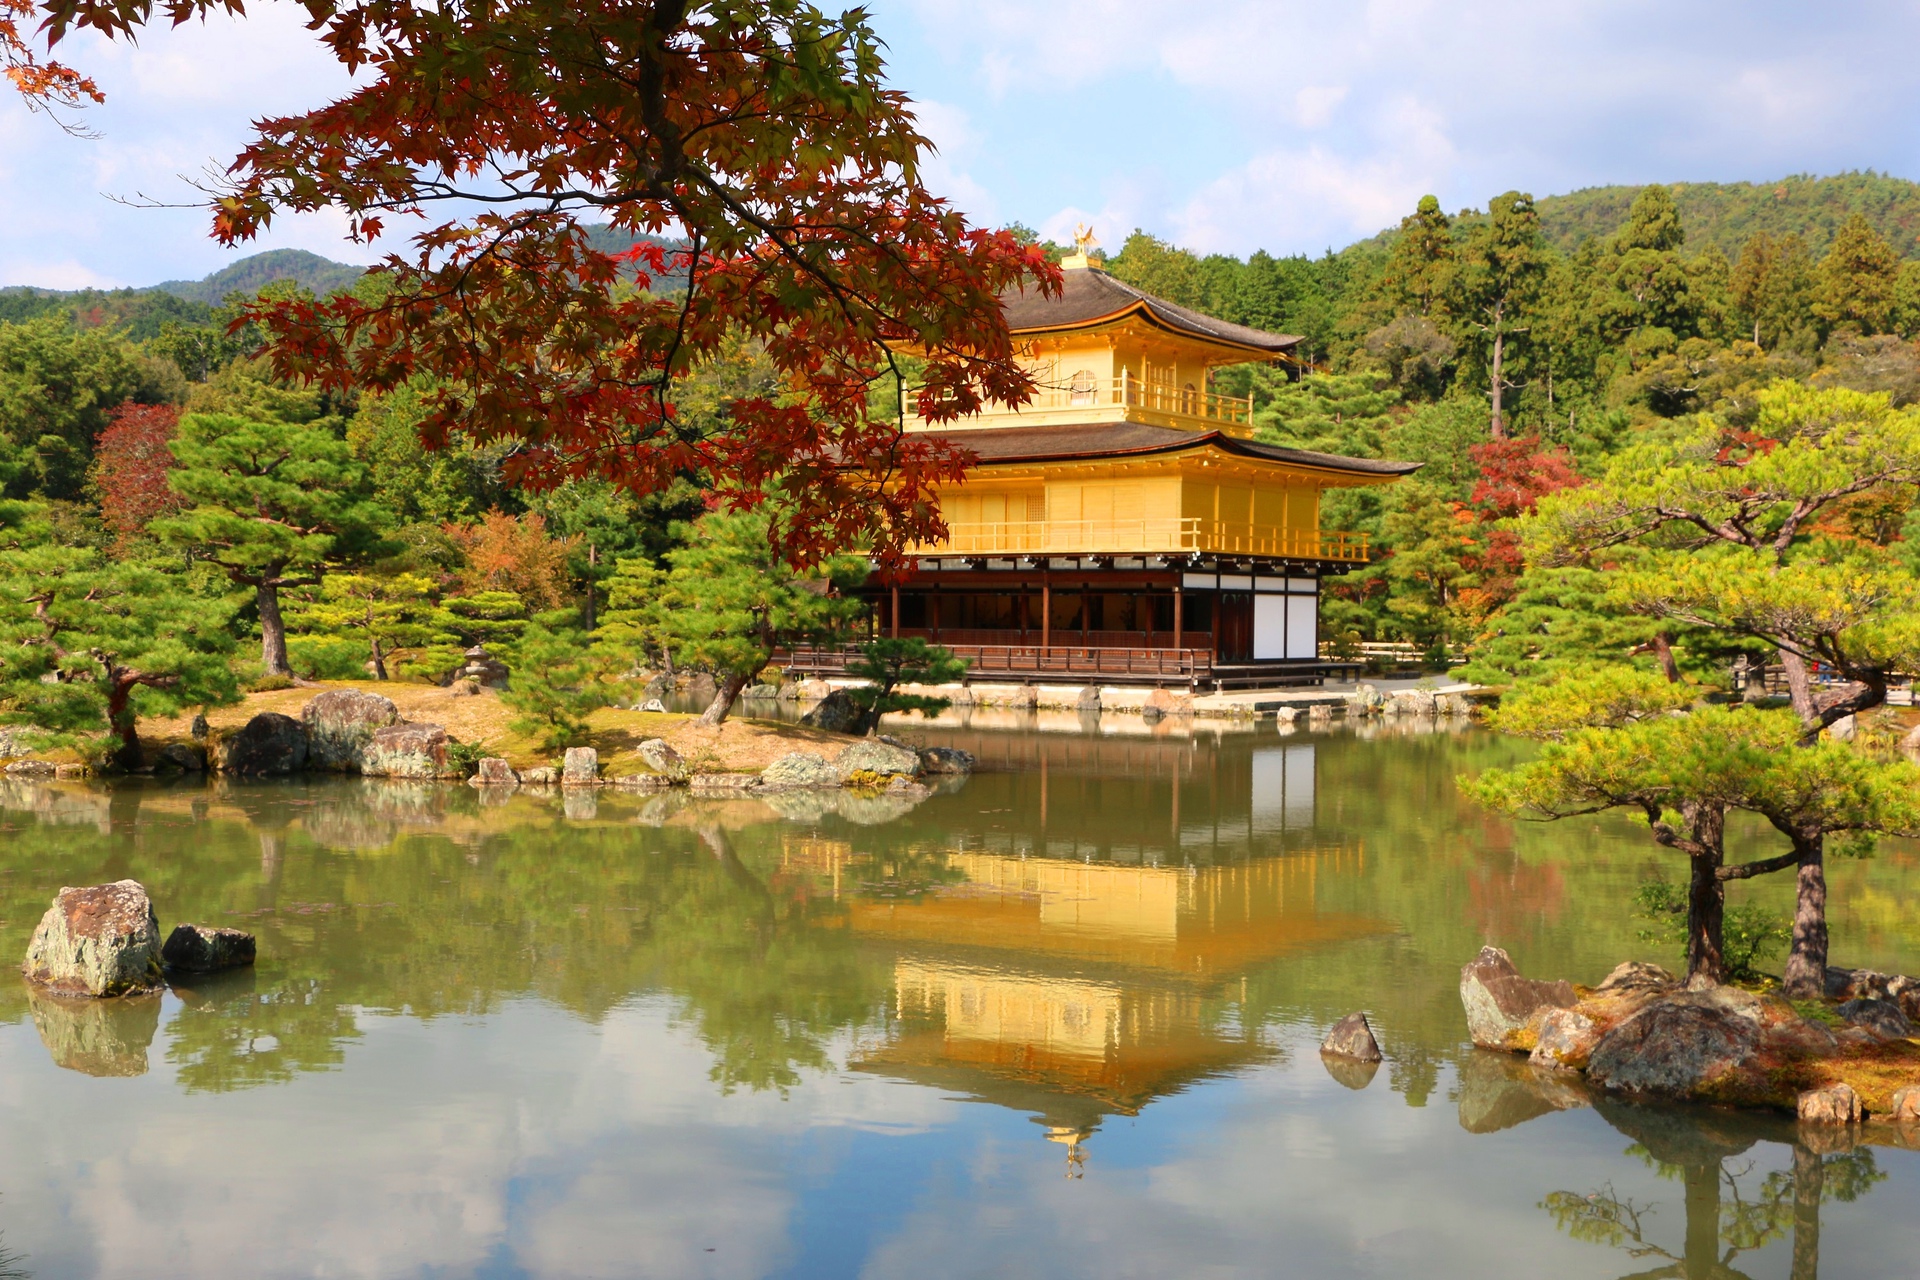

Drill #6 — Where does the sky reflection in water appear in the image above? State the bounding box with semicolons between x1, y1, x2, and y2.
1;713;1918;1278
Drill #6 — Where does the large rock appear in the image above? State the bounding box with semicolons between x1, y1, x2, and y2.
1530;1008;1601;1071
1143;688;1195;718
1586;988;1762;1097
360;723;450;778
469;757;518;787
1459;946;1577;1051
157;742;206;773
301;689;401;771
220;712;308;775
161;924;256;973
801;689;865;734
26;986;161;1076
761;751;840;789
636;738;689;783
795;678;832;701
22;880;164;996
1836;997;1914;1038
562;746;599;786
836;739;922;781
1889;1085;1920;1123
918;746;976;775
1798;1083;1862;1124
1320;1012;1383;1062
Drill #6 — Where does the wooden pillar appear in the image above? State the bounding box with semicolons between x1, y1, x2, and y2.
889;582;900;638
1041;570;1051;650
1080;582;1089;645
1173;578;1184;649
930;589;940;642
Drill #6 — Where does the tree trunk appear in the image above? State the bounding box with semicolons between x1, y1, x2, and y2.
257;582;291;677
1783;832;1829;998
1682;1159;1721;1279
1652;632;1680;683
1791;1141;1822;1280
1488;306;1508;440
1685;805;1728;984
698;671;749;727
370;633;389;680
105;674;141;770
1779;648;1816;725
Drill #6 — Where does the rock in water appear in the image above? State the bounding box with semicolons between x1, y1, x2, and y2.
360;723;450;778
157;742;206;773
1320;1012;1383;1062
22;880;164;996
27;986;161;1076
1144;688;1194;718
1459;946;1577;1051
1798;1083;1862;1124
760;752;840;789
636;738;689;782
1889;1085;1920;1123
220;712;309;775
562;746;599;786
1586;988;1762;1097
301;689;401;771
1530;1008;1601;1070
1836;997;1915;1039
801;689;865;734
161;924;256;973
835;739;922;780
918;746;976;775
520;766;558;785
1321;1054;1381;1091
470;757;518;787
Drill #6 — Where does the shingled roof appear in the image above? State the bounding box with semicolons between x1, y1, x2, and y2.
912;421;1421;477
1001;266;1301;356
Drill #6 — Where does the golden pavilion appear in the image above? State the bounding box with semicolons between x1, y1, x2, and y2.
816;233;1418;690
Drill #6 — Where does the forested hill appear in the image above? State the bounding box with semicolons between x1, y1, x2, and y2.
153;249;366;303
1532;172;1920;260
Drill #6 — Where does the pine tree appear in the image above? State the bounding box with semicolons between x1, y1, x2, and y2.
1454;192;1549;439
1731;231;1815;350
1812;213;1903;337
1380;195;1456;318
152;412;384;678
0;501;238;766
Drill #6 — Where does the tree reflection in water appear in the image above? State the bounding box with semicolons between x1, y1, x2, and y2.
1542;1101;1886;1279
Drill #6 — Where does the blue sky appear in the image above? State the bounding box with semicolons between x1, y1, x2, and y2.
6;0;1920;288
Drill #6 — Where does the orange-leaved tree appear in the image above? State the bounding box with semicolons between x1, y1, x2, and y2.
92;402;184;549
17;0;1057;565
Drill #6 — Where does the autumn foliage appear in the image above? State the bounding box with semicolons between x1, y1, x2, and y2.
92;401;183;547
23;0;1057;566
444;511;578;611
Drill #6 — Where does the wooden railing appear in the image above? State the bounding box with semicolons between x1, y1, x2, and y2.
905;372;1255;434
909;518;1370;562
784;642;1212;681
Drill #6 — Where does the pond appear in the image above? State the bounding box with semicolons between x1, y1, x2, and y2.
1;714;1918;1278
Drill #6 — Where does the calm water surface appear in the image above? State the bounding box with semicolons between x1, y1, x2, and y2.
2;714;1918;1279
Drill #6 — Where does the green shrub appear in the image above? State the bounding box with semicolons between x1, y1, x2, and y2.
287;635;368;681
1634;878;1792;981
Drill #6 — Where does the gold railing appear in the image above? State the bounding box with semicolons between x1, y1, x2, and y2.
910;519;1370;562
907;372;1255;432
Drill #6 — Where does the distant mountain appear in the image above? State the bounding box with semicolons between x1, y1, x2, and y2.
1533;172;1920;259
153;249;366;304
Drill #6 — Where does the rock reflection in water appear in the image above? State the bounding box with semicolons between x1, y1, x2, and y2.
1467;1060;1896;1280
25;986;161;1077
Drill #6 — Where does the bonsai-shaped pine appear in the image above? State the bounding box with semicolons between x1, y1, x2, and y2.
844;638;968;734
599;507;865;726
0;501;238;767
1468;667;1920;985
284;571;457;680
151;412;384;678
499;616;628;750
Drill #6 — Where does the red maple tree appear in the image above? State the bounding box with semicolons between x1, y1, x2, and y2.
93;401;183;548
23;0;1056;566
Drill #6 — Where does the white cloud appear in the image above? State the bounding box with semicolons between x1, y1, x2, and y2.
1294;85;1350;130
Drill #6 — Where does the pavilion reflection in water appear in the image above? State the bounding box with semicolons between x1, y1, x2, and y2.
783;806;1387;1172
